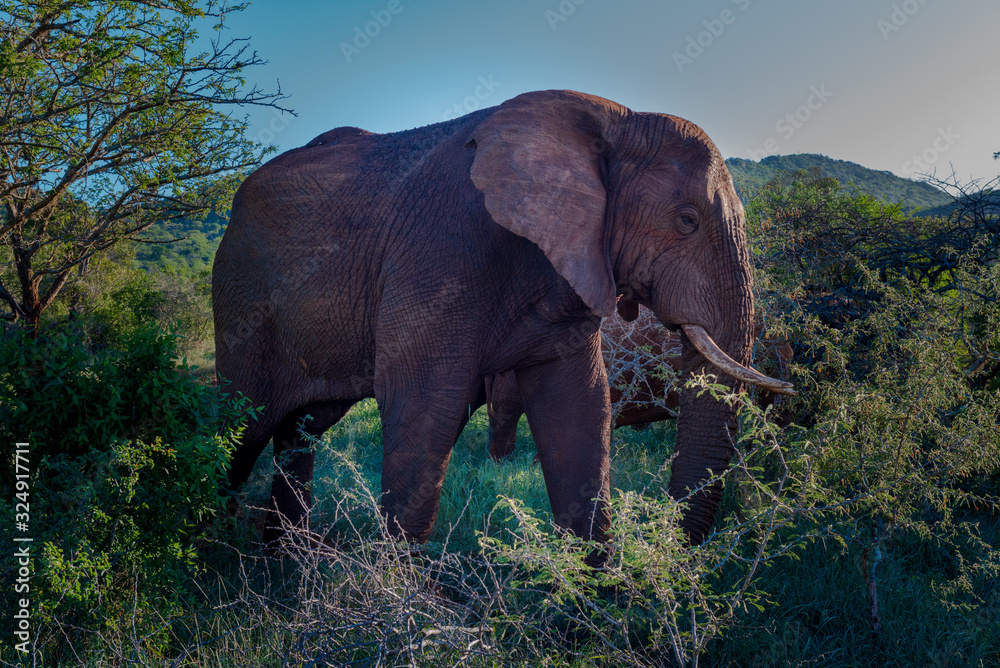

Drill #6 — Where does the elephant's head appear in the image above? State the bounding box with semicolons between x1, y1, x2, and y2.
468;90;793;542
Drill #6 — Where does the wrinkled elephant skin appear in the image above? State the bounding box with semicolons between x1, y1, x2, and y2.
213;89;792;549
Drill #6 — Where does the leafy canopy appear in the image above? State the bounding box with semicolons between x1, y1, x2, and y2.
0;0;285;330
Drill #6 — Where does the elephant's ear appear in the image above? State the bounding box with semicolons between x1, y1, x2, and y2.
467;90;621;317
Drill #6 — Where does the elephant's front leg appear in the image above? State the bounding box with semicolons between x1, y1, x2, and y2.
516;332;613;547
377;379;481;543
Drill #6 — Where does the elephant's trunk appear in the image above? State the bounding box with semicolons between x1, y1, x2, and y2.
668;375;740;543
666;260;765;543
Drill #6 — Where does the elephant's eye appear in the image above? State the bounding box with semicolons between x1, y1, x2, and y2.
678;214;698;234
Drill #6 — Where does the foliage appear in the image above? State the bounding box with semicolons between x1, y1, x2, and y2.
748;170;1000;391
727;153;952;211
0;0;284;331
49;244;166;347
733;170;1000;663
132;211;227;274
152;266;215;352
4;239;216;363
915;172;1000;222
0;324;257;662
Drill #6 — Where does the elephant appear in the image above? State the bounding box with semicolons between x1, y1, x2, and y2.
486;304;795;461
212;89;795;552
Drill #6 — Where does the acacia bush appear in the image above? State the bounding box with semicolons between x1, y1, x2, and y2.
709;172;1000;663
748;171;1000;410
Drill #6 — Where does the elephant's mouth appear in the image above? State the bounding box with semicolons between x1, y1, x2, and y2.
682;324;797;396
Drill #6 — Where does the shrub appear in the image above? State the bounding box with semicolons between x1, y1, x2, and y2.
733;171;1000;660
151;266;215;361
0;324;256;662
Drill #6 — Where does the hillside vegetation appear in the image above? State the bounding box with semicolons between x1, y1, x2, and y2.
132;211;228;275
727;153;952;211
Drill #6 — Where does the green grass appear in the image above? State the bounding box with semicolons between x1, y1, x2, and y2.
240;398;678;555
704;516;1000;667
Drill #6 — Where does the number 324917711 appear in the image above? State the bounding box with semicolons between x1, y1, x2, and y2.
15;446;30;524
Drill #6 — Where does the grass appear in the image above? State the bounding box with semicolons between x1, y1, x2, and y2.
705;517;1000;667
240;398;678;555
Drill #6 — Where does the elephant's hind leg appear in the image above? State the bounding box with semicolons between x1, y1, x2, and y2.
265;400;353;543
226;417;274;494
485;372;524;461
377;380;482;543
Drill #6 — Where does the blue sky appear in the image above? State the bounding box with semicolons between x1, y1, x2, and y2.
218;0;1000;182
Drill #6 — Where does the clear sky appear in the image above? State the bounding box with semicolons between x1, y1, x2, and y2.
218;0;1000;183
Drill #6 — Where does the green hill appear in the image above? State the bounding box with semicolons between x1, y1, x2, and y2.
132;211;226;274
726;154;952;212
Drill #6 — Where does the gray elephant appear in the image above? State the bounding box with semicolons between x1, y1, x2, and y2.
213;89;794;552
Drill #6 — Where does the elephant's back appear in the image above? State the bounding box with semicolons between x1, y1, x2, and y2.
212;109;496;403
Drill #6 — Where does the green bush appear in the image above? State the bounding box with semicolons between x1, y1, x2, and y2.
151;265;216;363
714;172;1000;664
31;244;215;362
0;324;256;662
40;246;165;348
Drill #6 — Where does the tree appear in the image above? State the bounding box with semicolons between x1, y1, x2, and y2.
0;0;285;332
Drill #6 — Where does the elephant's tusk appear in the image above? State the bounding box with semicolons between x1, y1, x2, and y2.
682;325;798;397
